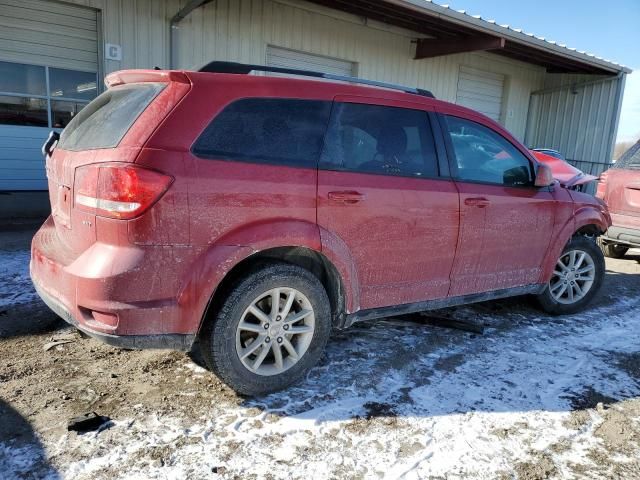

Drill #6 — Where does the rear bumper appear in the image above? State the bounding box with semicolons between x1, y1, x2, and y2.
30;216;199;351
32;278;194;350
603;225;640;247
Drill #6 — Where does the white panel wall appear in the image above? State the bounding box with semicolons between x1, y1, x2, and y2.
174;0;546;139
456;66;505;122
266;45;355;76
63;0;545;141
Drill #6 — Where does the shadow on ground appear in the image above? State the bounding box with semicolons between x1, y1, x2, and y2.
0;399;59;479
0;302;63;339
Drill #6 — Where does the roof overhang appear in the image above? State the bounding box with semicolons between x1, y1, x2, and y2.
307;0;631;75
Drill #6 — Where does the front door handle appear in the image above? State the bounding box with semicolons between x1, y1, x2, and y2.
464;197;490;208
328;191;365;204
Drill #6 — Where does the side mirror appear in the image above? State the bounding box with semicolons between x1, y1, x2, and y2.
534;164;555;187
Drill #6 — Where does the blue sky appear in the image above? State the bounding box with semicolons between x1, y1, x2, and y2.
434;0;640;143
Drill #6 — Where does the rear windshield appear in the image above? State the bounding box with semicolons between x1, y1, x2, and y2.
58;82;165;151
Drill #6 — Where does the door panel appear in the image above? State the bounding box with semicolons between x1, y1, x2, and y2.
439;113;555;295
606;169;640;224
318;171;459;309
317;98;459;311
451;183;555;296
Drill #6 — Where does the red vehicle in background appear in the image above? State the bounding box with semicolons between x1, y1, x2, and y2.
530;149;598;191
596;141;640;258
31;63;611;395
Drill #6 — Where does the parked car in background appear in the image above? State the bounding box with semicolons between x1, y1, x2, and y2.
531;148;565;160
531;148;598;192
596;141;640;258
31;63;611;395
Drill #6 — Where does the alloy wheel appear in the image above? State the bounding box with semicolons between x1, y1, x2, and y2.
549;249;596;305
235;287;315;376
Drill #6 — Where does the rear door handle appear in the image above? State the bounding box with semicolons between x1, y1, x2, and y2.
328;191;365;204
464;197;490;208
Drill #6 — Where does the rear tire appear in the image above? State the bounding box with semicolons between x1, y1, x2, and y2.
597;237;628;259
536;236;605;315
200;262;331;396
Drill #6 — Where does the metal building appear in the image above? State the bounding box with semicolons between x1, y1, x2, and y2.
0;0;630;217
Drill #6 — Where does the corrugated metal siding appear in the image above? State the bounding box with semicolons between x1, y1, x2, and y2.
525;73;624;184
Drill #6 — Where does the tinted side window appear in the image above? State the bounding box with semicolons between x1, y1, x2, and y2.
445;115;533;186
193;98;331;168
320;103;438;178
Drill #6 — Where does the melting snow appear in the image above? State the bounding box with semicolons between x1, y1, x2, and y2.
1;246;639;479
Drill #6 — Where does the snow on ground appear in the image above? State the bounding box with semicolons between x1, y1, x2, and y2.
1;235;640;479
38;296;639;479
0;250;37;308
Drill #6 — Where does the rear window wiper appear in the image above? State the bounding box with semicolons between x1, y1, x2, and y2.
42;131;60;158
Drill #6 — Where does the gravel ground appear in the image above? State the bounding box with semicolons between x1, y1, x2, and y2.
1;226;639;479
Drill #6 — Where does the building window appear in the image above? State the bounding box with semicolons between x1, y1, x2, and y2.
0;61;97;129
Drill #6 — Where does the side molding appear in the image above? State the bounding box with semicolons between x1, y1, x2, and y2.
345;284;545;326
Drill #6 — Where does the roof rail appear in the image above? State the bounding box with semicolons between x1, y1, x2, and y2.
198;61;435;99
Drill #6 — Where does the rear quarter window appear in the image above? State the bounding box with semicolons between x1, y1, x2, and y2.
58;83;165;151
192;98;332;168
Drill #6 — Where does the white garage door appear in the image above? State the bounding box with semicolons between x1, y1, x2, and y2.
456;66;505;123
266;46;355;77
0;0;99;191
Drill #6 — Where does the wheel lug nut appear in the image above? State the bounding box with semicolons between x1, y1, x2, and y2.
277;337;283;343
264;323;269;329
283;324;289;331
265;337;270;343
276;316;281;321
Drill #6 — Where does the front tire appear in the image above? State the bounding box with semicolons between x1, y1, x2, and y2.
597;237;628;259
200;262;331;396
536;236;605;315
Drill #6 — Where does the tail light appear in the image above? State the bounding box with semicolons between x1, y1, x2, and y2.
74;163;173;219
595;170;609;200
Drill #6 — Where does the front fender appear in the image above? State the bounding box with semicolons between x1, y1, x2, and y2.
540;203;609;283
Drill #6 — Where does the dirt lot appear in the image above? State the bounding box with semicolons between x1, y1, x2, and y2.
1;226;640;479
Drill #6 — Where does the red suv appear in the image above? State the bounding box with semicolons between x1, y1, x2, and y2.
31;63;610;395
596;142;640;258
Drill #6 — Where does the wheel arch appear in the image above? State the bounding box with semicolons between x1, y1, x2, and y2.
196;246;349;338
541;214;607;283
